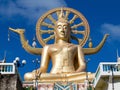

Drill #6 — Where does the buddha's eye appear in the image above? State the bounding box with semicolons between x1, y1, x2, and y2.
57;25;62;29
63;26;67;30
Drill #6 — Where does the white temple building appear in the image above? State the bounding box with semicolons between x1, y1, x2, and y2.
93;51;120;90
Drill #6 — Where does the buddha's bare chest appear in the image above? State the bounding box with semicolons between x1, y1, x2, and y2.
49;44;77;59
49;45;77;73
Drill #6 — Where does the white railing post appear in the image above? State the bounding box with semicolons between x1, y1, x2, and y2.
12;63;16;74
0;63;16;74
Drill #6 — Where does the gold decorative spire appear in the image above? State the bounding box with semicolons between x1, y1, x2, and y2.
58;8;64;19
88;37;93;48
57;8;68;23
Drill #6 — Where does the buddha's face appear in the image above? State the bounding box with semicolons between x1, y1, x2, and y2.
55;22;70;40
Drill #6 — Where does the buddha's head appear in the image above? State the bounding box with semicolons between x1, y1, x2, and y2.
55;9;71;42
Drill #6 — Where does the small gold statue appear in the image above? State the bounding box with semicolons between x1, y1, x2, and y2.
9;8;109;82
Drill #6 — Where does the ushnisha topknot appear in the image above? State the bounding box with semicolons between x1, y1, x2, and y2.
56;8;69;24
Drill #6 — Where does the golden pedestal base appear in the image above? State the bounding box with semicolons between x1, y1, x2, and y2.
39;72;94;83
23;72;95;90
25;72;94;83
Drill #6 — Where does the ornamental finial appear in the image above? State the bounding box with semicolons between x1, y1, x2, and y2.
57;8;68;23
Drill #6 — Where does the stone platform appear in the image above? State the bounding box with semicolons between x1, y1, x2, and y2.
0;74;23;90
23;81;94;90
23;72;95;90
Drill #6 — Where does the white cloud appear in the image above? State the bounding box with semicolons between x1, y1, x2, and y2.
0;0;67;20
101;23;120;41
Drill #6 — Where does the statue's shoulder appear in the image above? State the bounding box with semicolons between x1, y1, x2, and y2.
43;44;56;50
69;43;78;48
71;44;82;49
76;45;83;50
43;45;50;50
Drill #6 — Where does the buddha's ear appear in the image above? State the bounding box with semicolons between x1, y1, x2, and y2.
68;27;71;34
54;30;56;36
54;30;57;43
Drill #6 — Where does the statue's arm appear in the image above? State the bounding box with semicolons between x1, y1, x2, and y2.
39;45;50;73
76;46;86;72
9;27;42;55
83;34;109;55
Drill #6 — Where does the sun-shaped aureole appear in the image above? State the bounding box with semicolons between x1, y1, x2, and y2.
36;7;90;47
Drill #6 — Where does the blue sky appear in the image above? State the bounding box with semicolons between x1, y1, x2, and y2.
0;0;120;80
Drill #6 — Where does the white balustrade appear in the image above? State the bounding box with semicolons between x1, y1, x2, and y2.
0;63;16;74
93;62;120;88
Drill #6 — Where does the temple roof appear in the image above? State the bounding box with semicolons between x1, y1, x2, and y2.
0;58;6;63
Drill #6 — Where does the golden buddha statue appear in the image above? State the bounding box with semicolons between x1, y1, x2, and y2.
9;7;109;82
